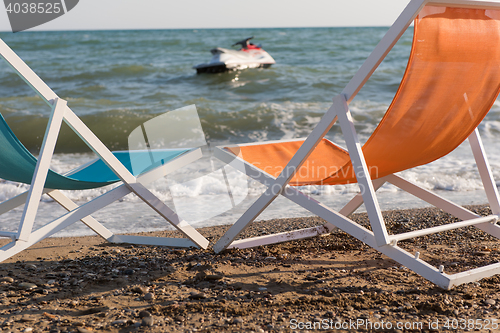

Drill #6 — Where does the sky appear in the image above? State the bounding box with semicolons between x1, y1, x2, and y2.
0;0;411;32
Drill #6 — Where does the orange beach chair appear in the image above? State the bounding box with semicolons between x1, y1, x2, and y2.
213;0;500;289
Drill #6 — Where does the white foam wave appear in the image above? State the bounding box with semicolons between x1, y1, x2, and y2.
480;121;500;139
0;139;496;204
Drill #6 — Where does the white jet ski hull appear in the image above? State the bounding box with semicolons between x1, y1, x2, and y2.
194;46;275;74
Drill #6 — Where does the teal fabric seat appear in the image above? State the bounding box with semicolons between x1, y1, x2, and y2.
0;114;190;190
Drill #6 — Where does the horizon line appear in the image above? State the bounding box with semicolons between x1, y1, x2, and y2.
0;25;395;34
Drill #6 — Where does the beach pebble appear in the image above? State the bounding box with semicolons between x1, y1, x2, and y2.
78;306;109;316
123;269;134;275
233;317;244;324
485;299;496;306
138;310;151;318
204;274;223;281
379;307;389;313
142;316;154;327
111;319;128;326
76;328;93;333
20;315;35;322
25;264;36;271
18;282;37;290
131;285;148;294
324;311;335;318
23;328;33;333
42;313;57;320
0;277;13;283
144;292;154;300
69;278;79;285
174;316;185;322
189;292;207;300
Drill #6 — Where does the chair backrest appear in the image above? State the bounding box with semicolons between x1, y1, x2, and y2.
325;5;500;184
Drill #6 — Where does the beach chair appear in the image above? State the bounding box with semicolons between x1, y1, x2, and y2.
213;0;500;289
0;38;210;262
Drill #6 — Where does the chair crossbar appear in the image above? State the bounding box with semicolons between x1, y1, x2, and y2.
448;261;500;289
389;215;499;243
46;190;115;241
110;235;198;248
228;225;331;250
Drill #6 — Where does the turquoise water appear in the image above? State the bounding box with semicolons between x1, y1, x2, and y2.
0;27;499;236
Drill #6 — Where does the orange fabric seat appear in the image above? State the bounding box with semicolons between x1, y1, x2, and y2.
227;139;351;186
228;6;500;186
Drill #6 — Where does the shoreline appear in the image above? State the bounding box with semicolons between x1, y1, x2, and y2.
1;204;500;332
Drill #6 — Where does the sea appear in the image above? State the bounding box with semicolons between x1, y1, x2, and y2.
1;27;500;237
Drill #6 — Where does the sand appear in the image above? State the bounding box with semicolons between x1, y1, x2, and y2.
1;205;500;332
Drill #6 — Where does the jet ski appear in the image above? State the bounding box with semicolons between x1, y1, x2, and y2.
193;37;276;74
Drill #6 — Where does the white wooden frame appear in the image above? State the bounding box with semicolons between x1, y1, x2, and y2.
0;39;210;261
213;0;500;289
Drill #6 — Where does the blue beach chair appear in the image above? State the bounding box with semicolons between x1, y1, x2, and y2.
0;39;209;262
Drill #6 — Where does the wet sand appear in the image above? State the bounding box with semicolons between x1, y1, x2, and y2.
1;205;500;332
